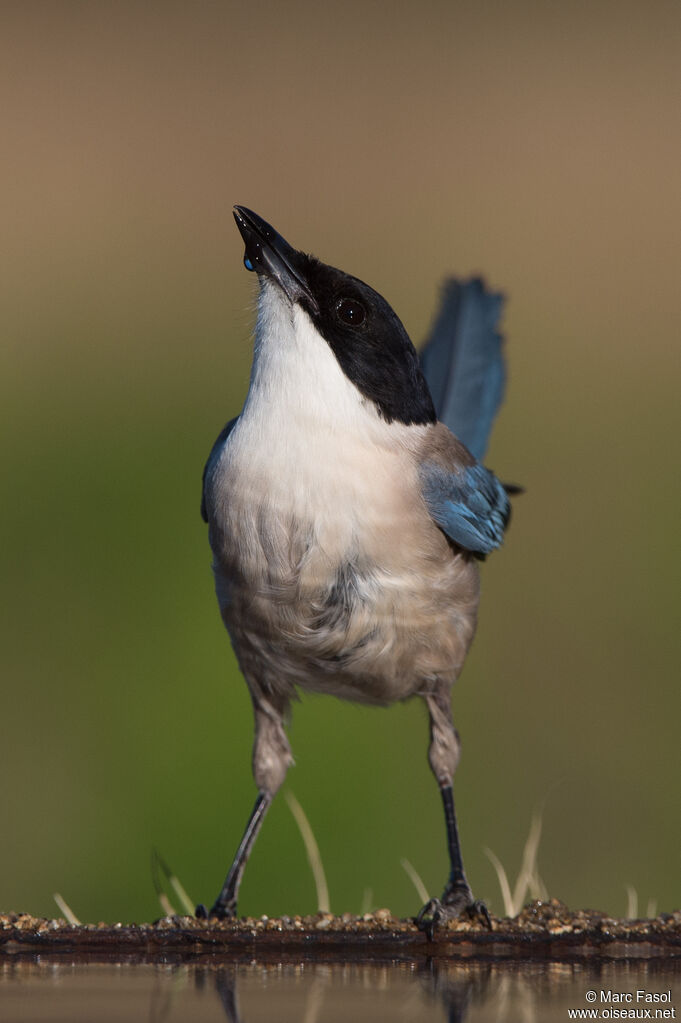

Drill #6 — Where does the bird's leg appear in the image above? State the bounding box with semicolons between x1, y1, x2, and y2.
196;695;292;920
435;783;490;924
196;791;271;920
416;690;491;934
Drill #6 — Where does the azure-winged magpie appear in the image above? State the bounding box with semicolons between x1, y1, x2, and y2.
197;207;515;930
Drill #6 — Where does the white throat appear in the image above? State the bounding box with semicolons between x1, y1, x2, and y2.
242;280;376;438
222;282;421;531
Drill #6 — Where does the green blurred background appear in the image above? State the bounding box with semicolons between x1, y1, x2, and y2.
1;0;679;924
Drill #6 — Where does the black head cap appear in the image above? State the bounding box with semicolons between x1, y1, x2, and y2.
233;206;436;427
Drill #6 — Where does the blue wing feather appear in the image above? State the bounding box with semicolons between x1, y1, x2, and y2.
420;461;510;556
420;278;505;461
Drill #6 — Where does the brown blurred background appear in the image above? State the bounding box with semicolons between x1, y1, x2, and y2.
1;0;679;923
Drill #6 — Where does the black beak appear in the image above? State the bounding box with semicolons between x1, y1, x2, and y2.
233;206;318;312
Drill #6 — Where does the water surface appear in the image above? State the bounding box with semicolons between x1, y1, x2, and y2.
2;957;679;1022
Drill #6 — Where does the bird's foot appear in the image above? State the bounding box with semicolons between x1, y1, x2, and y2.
416;882;491;939
195;900;237;922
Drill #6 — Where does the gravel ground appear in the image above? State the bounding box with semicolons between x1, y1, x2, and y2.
2;900;680;960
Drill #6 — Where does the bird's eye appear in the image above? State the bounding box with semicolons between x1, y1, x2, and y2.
336;297;366;326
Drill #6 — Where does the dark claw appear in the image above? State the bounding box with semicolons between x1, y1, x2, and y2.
469;898;492;929
415;897;442;940
195;900;237;922
416;887;492;938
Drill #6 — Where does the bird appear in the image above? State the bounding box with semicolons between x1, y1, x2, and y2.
196;206;515;930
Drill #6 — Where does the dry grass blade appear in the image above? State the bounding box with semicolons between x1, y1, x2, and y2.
360;887;373;915
53;892;80;925
151;848;176;916
484;847;515;917
486;811;547;916
284;790;330;914
167;872;195;917
400;857;430;905
151;848;195;917
512;812;544;910
626;884;638;919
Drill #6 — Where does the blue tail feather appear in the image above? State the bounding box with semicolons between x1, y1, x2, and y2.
419;278;506;461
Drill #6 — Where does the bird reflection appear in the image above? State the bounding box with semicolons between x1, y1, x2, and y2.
189;960;489;1023
149;957;681;1023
